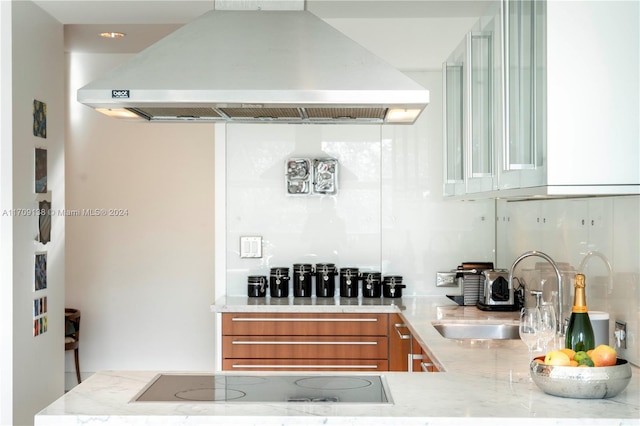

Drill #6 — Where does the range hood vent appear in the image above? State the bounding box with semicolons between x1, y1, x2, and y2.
78;10;429;124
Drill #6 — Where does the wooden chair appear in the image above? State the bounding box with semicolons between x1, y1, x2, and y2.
65;308;81;384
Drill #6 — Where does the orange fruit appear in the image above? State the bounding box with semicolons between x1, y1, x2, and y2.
560;348;576;360
587;349;594;357
590;344;617;367
569;360;579;367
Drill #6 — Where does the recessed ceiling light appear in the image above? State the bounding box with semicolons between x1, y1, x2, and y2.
100;32;126;39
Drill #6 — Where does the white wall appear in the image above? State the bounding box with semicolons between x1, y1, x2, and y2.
496;196;640;366
324;17;479;71
222;71;495;297
0;3;13;423
65;53;216;373
0;2;13;425
0;2;65;425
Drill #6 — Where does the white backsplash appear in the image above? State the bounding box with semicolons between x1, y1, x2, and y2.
224;125;495;296
226;124;384;277
496;196;640;366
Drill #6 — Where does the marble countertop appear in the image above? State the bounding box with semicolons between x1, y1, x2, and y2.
211;294;406;313
36;296;640;425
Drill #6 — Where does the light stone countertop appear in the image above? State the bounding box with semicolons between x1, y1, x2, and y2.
35;296;639;426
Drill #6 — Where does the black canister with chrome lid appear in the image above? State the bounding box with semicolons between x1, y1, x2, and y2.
269;267;290;298
292;263;313;297
247;275;268;297
361;272;382;298
382;275;405;298
315;263;337;297
339;267;360;298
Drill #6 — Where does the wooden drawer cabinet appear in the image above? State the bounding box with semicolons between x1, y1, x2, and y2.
412;339;439;372
388;314;411;371
388;313;439;373
222;313;389;371
223;336;388;359
222;313;388;336
223;359;389;371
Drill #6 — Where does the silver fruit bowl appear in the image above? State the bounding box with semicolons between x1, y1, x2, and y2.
530;356;632;398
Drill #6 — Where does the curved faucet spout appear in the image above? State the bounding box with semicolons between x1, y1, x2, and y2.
578;250;613;294
508;250;565;336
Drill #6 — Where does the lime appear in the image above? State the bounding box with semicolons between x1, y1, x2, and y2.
574;351;590;363
578;357;594;367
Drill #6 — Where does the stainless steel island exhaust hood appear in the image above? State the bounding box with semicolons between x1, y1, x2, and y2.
77;9;429;124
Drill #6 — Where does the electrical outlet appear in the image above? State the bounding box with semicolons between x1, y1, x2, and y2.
614;321;627;349
436;272;457;287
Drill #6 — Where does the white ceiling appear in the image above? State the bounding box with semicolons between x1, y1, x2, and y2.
34;0;494;69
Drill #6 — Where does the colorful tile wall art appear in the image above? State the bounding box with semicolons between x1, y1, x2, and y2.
33;99;47;138
38;200;51;244
33;296;48;336
34;253;47;291
32;101;50;337
35;148;47;193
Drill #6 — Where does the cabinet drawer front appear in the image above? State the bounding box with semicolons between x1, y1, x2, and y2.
222;313;388;336
223;336;388;359
223;358;388;371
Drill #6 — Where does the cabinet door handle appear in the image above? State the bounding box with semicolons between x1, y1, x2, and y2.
231;317;378;323
231;340;378;345
420;361;434;372
394;323;418;372
231;364;379;369
393;323;411;340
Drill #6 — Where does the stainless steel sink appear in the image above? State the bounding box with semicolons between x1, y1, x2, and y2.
432;321;520;340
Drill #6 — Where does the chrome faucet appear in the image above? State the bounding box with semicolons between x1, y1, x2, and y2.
508;250;565;336
578;250;613;294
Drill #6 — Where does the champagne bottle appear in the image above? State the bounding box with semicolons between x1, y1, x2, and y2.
565;273;595;352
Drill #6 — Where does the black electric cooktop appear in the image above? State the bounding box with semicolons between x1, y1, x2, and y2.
133;374;391;404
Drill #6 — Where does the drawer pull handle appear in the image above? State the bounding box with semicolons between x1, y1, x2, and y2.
231;364;379;369
231;341;378;345
231;318;378;322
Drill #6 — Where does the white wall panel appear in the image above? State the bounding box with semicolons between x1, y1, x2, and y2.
2;2;65;425
66;53;216;373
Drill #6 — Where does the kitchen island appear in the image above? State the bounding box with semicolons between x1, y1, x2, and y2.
35;296;639;425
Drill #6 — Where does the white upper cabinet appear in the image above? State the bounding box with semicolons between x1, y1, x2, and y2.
445;0;640;199
541;0;639;195
443;38;467;197
443;2;502;196
498;0;546;191
467;5;502;194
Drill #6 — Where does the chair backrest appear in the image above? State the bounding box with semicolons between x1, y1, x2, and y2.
65;308;81;351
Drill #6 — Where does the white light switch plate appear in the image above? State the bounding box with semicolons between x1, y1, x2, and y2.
240;236;262;258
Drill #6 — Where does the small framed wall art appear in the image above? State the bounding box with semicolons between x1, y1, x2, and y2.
285;158;338;196
34;252;47;291
33;99;47;138
38;200;51;244
35;147;47;193
33;296;48;336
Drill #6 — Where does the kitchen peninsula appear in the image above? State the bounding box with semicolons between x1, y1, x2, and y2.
35;296;639;425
